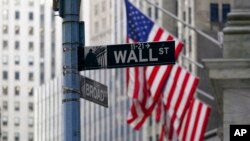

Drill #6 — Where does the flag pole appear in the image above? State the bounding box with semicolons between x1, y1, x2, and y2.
204;128;218;139
180;53;204;69
144;0;223;48
196;89;215;101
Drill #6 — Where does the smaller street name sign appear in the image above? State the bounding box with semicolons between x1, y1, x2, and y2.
80;76;108;108
78;41;175;70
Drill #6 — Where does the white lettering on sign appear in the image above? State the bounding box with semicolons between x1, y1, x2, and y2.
114;50;127;64
159;47;169;55
139;49;148;62
85;83;106;102
149;48;158;61
131;43;151;50
113;49;158;64
127;50;138;63
234;129;247;136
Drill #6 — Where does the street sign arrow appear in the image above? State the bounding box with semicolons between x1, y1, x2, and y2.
78;41;175;71
80;76;108;108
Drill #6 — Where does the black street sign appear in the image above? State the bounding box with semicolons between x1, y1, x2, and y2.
78;41;175;70
80;76;108;108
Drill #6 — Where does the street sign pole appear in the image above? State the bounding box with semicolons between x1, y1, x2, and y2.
58;0;81;141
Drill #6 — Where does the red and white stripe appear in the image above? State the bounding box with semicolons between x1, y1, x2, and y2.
127;100;151;130
161;65;199;140
126;56;155;130
127;67;145;101
147;26;183;57
126;26;184;130
145;25;184;101
155;100;168;141
163;65;199;121
178;99;211;141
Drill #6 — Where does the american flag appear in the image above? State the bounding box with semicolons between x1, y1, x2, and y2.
125;0;183;129
125;1;211;141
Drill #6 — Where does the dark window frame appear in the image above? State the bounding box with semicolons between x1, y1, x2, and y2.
210;3;219;23
222;4;231;23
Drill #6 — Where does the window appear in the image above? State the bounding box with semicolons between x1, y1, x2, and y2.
2;116;8;126
94;4;98;15
29;26;34;35
210;3;219;23
102;1;105;12
102;18;106;29
29;42;34;51
2;86;8;95
28;87;33;96
14;132;20;141
3;0;8;5
3;25;8;34
2;55;8;65
2;132;8;141
15;41;20;50
28;133;34;141
15;0;20;5
15;25;20;34
15;11;20;19
148;7;152;18
149;136;153;141
3;40;8;50
3;10;8;20
15;101;20;111
14;117;20;126
15;86;20;96
40;72;44;84
188;7;192;24
28;56;34;66
139;0;143;8
155;3;159;19
15;56;20;65
183;11;186;21
222;4;231;23
189;35;192;53
3;101;8;110
29;0;34;6
3;71;8;80
156;134;159;141
15;71;20;80
29;72;33;81
40;42;44;57
28;102;33;112
95;21;99;33
28;117;34;127
29;12;33;20
149;116;152;126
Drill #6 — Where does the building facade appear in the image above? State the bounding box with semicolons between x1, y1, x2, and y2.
177;0;233;134
33;0;236;141
34;77;63;141
0;0;62;141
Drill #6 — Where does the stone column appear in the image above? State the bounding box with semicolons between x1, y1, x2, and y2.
203;0;250;140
